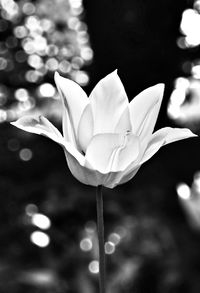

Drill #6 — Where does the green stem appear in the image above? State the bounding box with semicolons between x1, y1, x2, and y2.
96;185;106;293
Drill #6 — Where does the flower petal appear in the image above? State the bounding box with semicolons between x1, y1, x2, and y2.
89;70;129;134
63;150;102;186
115;165;141;186
129;84;165;138
11;115;63;142
141;127;197;164
77;103;94;153
54;72;88;143
114;107;132;133
64;150;134;188
114;133;140;171
85;133;140;174
11;115;86;166
85;133;123;173
11;116;142;188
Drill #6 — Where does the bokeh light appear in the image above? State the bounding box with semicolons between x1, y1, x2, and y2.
7;138;20;151
0;0;93;124
180;9;200;48
19;148;33;161
30;231;50;247
108;232;121;246
25;204;38;216
38;83;56;98
177;183;191;200
193;171;200;193
80;237;93;252
31;213;51;230
88;260;99;274
105;241;115;254
168;76;200;127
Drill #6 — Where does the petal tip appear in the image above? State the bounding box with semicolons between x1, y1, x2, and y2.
151;83;165;105
108;69;119;79
152;83;165;97
54;71;61;83
10;121;17;127
10;119;26;131
157;83;165;92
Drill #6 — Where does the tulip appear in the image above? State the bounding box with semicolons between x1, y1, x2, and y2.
11;70;196;188
11;70;197;293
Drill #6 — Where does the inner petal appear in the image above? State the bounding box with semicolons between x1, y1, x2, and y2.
111;132;140;171
85;132;140;174
77;103;94;153
129;84;164;135
89;70;129;134
114;106;132;133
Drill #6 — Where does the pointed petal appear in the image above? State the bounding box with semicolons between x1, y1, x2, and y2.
85;133;140;174
89;70;129;134
11;116;63;143
114;107;132;133
141;127;197;164
77;103;94;153
54;72;88;142
11;115;86;166
129;84;165;138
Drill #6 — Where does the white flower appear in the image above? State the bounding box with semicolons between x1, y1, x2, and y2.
11;70;197;188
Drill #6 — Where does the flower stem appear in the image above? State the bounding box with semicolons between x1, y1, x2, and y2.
96;185;106;293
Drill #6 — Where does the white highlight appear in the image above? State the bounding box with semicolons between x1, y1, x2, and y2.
30;231;50;247
31;213;51;230
177;183;191;200
180;9;200;47
38;83;56;98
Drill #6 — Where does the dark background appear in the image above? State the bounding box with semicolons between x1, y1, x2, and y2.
1;0;200;292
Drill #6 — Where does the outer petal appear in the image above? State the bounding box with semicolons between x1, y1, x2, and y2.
141;127;197;164
85;133;140;174
64;151;139;188
11;115;85;166
11;115;62;141
11;115;110;186
54;72;88;145
108;151;142;187
114;165;141;187
129;84;164;139
77;103;94;153
89;70;129;134
63;151;105;186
